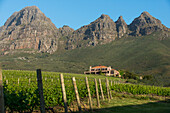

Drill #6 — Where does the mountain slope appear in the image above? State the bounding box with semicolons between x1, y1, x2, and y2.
0;6;170;86
0;31;170;86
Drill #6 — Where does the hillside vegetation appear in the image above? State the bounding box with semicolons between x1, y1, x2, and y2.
1;31;170;86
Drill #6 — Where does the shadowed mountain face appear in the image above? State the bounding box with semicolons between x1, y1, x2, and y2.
0;6;169;54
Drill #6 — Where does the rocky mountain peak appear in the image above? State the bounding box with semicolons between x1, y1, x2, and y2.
116;16;124;21
128;11;166;36
141;11;151;17
115;16;128;38
59;25;74;36
100;14;111;19
139;11;162;25
66;14;117;49
116;16;127;25
92;14;113;24
0;6;60;54
4;6;49;28
23;6;39;10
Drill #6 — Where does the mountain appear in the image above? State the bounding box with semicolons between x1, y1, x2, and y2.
0;31;170;86
0;6;170;86
115;16;128;38
0;6;169;54
128;11;169;36
59;25;74;36
66;14;118;49
0;6;60;54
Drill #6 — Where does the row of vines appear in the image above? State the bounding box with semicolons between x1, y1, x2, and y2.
2;70;170;112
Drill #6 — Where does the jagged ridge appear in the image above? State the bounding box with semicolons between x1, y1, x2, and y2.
0;6;169;55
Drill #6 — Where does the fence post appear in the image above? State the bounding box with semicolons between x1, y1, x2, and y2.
106;78;110;102
60;74;68;113
99;79;104;100
94;78;100;108
85;77;93;111
18;78;19;85
108;80;112;99
72;77;81;112
37;69;46;113
0;68;5;113
29;78;31;85
6;80;8;85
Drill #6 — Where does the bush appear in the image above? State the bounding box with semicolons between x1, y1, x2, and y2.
126;79;138;84
143;75;153;80
120;70;139;80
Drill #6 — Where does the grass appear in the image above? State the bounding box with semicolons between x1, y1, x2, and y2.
91;98;170;113
70;90;170;113
77;91;170;113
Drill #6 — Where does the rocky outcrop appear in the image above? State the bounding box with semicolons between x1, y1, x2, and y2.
66;14;117;49
128;11;168;36
0;6;60;54
115;16;128;38
59;25;74;36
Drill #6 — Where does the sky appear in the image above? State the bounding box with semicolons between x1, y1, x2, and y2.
0;0;170;30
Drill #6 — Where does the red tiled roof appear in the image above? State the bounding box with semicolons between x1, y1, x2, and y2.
92;66;108;69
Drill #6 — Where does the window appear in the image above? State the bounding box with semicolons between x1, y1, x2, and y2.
111;70;114;74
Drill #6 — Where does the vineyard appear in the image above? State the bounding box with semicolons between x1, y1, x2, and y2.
1;70;170;112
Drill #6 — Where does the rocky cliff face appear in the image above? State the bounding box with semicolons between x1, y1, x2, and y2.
59;25;74;36
0;6;169;55
115;16;128;38
128;11;168;36
0;6;60;54
66;14;118;49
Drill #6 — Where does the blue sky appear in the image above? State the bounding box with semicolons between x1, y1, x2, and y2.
0;0;170;30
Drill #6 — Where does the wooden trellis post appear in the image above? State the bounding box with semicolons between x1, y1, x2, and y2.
72;77;81;112
106;78;110;102
94;78;100;108
18;78;20;85
6;79;8;85
108;80;112;99
99;79;104;100
0;68;5;113
37;69;45;113
29;78;31;84
60;74;68;113
85;77;93;111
